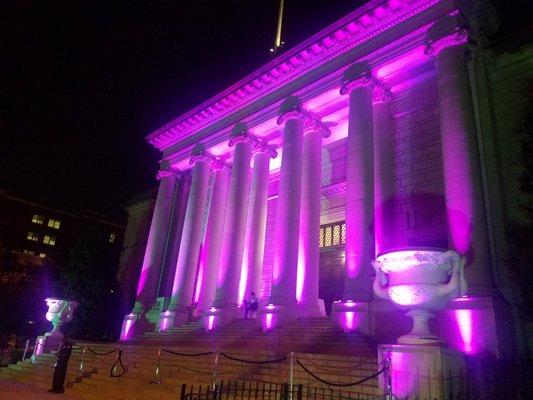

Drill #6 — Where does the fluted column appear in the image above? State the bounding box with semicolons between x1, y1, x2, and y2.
164;144;212;327
342;72;375;302
125;163;177;333
428;30;494;295
297;117;331;316
266;96;306;323
134;165;177;308
207;125;253;327
241;142;276;304
195;161;230;315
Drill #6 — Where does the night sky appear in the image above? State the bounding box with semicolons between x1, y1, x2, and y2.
1;0;362;220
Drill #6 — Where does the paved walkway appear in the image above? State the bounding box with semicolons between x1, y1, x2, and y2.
0;378;78;399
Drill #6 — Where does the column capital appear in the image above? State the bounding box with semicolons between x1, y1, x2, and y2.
340;67;373;95
211;157;230;171
229;123;255;148
156;161;180;180
189;143;216;166
424;14;470;57
253;138;278;159
372;86;393;104
302;111;335;138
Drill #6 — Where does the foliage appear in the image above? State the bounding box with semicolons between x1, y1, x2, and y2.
0;245;59;345
60;228;122;341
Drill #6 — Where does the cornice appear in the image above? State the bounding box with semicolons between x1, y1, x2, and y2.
147;0;453;152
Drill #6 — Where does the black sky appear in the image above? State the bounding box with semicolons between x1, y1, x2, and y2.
1;0;362;219
1;1;526;220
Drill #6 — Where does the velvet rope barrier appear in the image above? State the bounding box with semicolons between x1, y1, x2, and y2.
219;352;288;364
296;359;387;387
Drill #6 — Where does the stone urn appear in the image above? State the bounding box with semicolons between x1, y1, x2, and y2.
373;248;466;345
44;298;78;338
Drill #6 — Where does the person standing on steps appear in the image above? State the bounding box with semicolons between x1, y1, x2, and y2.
49;339;73;393
244;292;259;319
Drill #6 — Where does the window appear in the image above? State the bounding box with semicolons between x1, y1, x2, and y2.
109;233;116;243
27;232;39;241
43;235;56;246
47;219;61;229
319;221;346;249
32;214;45;224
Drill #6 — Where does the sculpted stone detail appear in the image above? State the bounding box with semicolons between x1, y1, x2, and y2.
373;249;467;345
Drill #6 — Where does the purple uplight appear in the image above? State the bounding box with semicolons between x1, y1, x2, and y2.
207;315;215;331
454;309;474;354
120;314;135;341
296;238;306;302
265;313;274;329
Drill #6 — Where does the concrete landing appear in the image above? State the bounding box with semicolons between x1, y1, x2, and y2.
0;377;78;399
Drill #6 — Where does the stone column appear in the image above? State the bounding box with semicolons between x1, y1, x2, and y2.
265;96;305;326
428;30;494;295
164;144;212;327
342;72;375;302
373;96;394;256
122;162;177;337
331;68;374;333
159;172;192;298
297;118;330;316
241;142;276;304
195;161;230;315
206;124;253;327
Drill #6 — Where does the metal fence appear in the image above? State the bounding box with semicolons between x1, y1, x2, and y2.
179;381;381;400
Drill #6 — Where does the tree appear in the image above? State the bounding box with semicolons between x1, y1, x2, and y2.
60;229;122;341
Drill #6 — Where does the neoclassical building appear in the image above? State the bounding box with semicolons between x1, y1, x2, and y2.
121;0;532;359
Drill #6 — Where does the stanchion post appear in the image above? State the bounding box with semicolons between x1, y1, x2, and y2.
111;348;122;377
150;348;162;384
21;339;30;362
212;351;219;391
78;346;87;373
385;356;393;400
289;351;294;400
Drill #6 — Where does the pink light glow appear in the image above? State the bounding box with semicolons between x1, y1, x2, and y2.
344;311;356;330
194;257;204;304
304;88;341;110
265;313;274;329
296;238;305;302
120;317;134;341
389;351;414;398
207;315;215;331
455;309;474;354
159;312;171;332
238;248;249;306
376;46;425;79
136;266;150;296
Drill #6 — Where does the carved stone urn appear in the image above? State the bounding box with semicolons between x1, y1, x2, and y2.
373;248;466;345
44;298;78;338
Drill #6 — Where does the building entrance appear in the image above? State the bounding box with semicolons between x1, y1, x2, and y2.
319;248;345;315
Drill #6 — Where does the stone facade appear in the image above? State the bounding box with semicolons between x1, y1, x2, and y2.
119;0;532;359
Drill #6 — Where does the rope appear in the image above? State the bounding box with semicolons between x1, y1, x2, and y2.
86;347;118;356
162;349;214;357
296;359;387;387
220;352;288;364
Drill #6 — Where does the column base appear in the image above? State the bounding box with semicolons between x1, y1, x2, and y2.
121;298;168;338
378;344;466;399
158;306;193;330
201;305;240;331
259;303;297;332
331;300;370;333
297;299;326;317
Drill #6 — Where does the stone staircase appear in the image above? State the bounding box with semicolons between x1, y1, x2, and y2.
137;316;375;356
0;317;381;400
